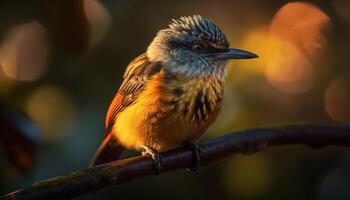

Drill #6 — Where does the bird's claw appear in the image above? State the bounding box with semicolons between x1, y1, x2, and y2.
142;146;162;175
184;141;201;171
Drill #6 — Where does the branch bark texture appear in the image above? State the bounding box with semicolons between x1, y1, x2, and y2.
2;124;350;200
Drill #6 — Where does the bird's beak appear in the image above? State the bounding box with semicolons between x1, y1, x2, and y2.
215;48;258;60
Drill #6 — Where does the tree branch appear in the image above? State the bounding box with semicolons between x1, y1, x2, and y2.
1;124;350;200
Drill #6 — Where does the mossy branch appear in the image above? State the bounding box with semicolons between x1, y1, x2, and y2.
1;123;350;200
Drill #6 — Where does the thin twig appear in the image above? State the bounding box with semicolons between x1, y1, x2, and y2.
1;124;350;200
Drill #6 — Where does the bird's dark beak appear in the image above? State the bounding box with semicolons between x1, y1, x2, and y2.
215;48;258;60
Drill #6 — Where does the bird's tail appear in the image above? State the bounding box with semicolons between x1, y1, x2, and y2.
89;133;124;167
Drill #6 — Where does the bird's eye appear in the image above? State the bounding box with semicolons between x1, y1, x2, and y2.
192;44;203;52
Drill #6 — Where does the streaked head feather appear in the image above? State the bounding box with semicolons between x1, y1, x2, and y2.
147;15;229;81
169;15;228;49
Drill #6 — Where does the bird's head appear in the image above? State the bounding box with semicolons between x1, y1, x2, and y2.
147;15;258;81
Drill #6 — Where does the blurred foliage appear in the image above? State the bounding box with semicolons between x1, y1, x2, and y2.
0;102;41;174
0;0;349;199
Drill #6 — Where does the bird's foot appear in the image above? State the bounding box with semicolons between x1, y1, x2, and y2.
184;141;201;171
141;145;162;175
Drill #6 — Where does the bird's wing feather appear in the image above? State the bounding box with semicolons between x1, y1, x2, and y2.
105;53;162;131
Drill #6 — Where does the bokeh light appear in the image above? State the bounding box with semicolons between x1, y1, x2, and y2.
0;75;16;96
324;76;350;123
84;0;112;47
0;21;49;81
264;38;314;94
25;86;76;141
222;154;273;199
270;2;330;56
267;2;329;94
237;2;330;94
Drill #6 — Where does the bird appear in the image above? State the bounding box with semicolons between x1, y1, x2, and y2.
90;15;258;171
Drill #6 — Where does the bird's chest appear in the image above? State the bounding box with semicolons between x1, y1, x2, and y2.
114;72;224;151
160;77;224;125
144;75;224;149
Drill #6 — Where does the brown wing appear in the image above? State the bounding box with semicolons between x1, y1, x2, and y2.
105;53;162;131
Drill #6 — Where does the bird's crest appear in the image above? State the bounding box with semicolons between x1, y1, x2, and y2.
169;15;229;48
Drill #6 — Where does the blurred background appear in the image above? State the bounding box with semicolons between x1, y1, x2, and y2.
0;0;349;199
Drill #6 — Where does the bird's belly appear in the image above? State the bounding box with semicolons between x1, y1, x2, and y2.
113;75;223;152
113;100;213;152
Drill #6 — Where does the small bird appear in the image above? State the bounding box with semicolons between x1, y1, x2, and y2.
90;15;257;170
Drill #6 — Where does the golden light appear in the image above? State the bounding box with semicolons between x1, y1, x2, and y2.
266;2;330;94
236;2;330;94
84;0;112;47
324;77;350;123
222;154;273;199
264;38;314;94
270;2;330;56
0;21;49;81
0;74;16;96
228;27;269;76
25;86;76;141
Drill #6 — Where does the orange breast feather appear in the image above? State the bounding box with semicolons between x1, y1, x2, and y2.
112;71;224;152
